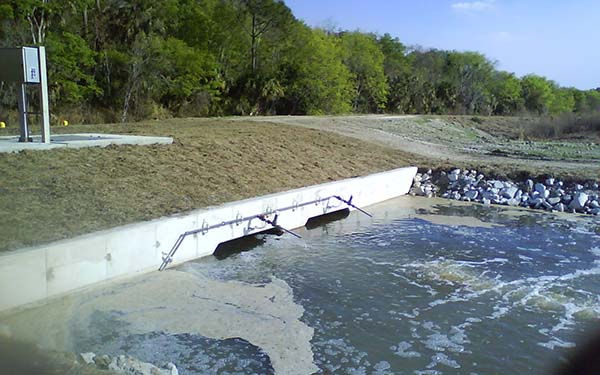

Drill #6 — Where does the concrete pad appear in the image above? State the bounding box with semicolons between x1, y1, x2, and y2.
0;133;173;153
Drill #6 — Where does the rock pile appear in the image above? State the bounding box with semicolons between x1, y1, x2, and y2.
410;169;600;216
80;352;178;375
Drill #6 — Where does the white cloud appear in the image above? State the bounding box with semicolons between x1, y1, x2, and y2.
452;0;495;11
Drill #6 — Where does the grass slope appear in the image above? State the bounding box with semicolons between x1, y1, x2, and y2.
0;118;421;252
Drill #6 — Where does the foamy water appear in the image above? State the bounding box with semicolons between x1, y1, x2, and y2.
2;197;599;374
185;197;600;374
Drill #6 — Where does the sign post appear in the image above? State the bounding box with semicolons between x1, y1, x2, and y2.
0;46;51;143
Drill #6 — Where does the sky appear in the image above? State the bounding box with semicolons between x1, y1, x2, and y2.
284;0;599;90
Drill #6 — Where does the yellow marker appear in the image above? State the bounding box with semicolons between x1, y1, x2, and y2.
63;120;69;127
0;122;5;129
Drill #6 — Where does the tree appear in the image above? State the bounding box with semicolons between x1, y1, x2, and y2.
340;31;388;112
45;31;100;106
445;51;495;114
281;27;353;114
549;87;575;114
521;74;554;114
236;0;292;75
490;71;523;115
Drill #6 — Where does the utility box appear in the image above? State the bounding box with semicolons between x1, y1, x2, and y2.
0;47;41;84
0;46;50;143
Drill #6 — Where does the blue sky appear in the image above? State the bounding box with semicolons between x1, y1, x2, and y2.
284;0;599;90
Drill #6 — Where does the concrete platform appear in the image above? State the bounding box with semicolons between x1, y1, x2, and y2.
0;133;173;153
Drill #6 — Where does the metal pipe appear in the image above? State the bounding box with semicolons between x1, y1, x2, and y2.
159;194;372;271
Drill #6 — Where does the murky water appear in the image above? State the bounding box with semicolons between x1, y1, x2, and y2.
2;197;600;374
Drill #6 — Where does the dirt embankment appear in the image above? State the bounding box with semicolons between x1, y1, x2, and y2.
0;118;423;252
248;115;600;181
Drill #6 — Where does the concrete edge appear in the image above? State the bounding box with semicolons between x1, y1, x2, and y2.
0;166;417;313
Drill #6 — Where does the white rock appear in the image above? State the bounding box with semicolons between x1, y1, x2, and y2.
534;183;546;194
545;178;555;186
569;192;588;211
80;352;96;365
501;187;518;199
526;179;534;192
464;190;478;200
547;197;561;205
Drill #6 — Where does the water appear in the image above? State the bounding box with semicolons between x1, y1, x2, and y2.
184;197;600;374
2;197;600;374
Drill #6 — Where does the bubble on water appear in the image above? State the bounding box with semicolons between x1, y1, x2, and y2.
424;333;465;353
392;341;421;358
427;353;461;369
538;338;576;350
373;360;392;374
414;370;442;375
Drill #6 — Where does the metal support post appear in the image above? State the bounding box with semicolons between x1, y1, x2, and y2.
37;46;50;144
17;83;29;143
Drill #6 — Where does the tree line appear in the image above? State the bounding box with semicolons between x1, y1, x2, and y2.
1;0;599;123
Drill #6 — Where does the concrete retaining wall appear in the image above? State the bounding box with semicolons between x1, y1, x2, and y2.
0;167;417;312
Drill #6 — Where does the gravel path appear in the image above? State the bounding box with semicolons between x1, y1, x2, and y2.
246;115;600;180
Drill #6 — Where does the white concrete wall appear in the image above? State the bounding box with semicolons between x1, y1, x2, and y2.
0;167;417;312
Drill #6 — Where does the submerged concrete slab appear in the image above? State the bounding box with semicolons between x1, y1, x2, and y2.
0;133;173;153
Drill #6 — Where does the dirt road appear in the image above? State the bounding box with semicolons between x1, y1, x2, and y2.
245;115;600;180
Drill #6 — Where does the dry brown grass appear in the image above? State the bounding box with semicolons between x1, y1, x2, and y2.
0;118;422;252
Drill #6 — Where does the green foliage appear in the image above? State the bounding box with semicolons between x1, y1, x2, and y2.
490;72;523;115
0;0;594;119
283;27;353;114
340;32;388;113
46;31;100;105
521;74;554;115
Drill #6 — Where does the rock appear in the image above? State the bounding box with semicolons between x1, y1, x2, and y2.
545;178;555;186
590;200;600;209
94;355;111;370
482;198;491;205
562;194;572;204
166;363;179;375
80;352;96;365
542;200;553;210
575;184;584;191
448;173;459;182
547;197;561;205
530;197;544;207
526;179;534;192
534;183;547;195
413;174;422;183
493;181;504;189
501;186;518;199
569;192;588;211
508;199;520;206
464;190;478;200
554;203;565;212
591;208;600;216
